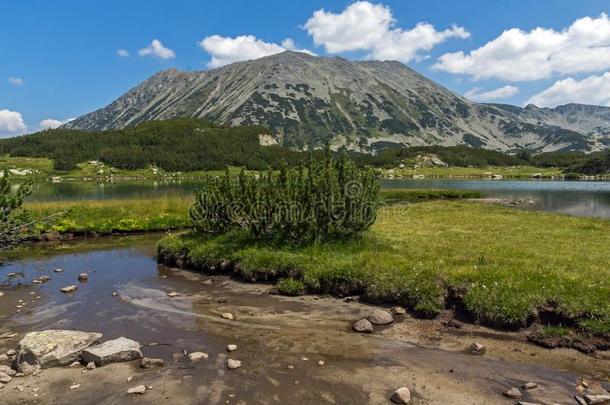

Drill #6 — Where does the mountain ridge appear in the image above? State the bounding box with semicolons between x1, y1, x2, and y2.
64;51;610;153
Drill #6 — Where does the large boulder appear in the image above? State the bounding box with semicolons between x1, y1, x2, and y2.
16;330;102;368
82;337;142;366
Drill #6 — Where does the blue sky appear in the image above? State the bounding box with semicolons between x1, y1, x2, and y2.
1;0;610;136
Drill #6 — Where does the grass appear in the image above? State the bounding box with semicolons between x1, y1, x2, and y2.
382;165;562;179
25;196;192;234
158;200;610;335
380;188;481;202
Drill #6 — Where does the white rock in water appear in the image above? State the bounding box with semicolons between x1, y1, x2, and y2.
188;352;209;362
54;268;64;273
353;319;373;333
16;330;102;368
390;387;411;404
226;359;242;370
78;273;88;282
127;385;147;394
367;309;393;325
226;344;237;352
522;382;538;390
60;285;77;293
82;337;142;366
221;313;234;320
503;387;522;399
584;395;610;405
166;292;179;297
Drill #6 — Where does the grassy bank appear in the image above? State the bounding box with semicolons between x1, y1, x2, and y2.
380;165;563;179
158;201;610;338
23;189;477;235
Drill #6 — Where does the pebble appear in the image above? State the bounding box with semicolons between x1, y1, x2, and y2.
221;313;234;320
391;306;407;315
317;360;325;366
78;273;89;282
226;344;237;352
86;362;96;370
0;372;12;384
60;285;77;293
226;359;242;370
70;384;80;389
140;358;165;368
167;292;179;297
390;387;411;404
470;342;486;355
353;318;374;333
503;387;522;399
188;352;209;362
127;385;147;394
522;382;538;390
54;268;63;273
6;350;16;356
112;292;118;297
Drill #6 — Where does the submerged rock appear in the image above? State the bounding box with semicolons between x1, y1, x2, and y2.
60;285;78;293
390;387;411;404
78;273;89;282
226;359;242;370
367;309;393;325
16;330;102;368
353;319;373;333
522;382;538;390
226;344;237;352
503;387;522;399
82;337;142;366
140;357;165;368
188;352;208;363
584;394;610;404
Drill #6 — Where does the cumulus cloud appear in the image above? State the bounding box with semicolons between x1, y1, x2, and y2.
434;13;610;81
138;39;175;59
117;49;130;57
8;77;23;86
464;85;520;101
304;1;469;63
526;72;610;107
39;117;75;130
0;109;27;137
198;35;312;68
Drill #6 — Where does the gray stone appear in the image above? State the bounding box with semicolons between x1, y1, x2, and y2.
391;306;407;315
0;366;16;376
188;352;208;363
6;350;16;356
470;342;486;355
226;344;237;352
0;354;8;362
0;372;11;384
226;359;242;370
221;313;234;320
584;394;610;405
16;330;102;368
17;362;39;376
503;387;522;399
60;285;77;293
78;273;89;282
140;357;165;368
127;385;147;394
367;309;393;325
353;319;373;333
522;382;538;390
82;337;142;366
390;387;411;404
86;362;96;370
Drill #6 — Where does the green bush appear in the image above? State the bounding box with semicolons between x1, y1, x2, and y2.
189;148;379;243
0;171;31;248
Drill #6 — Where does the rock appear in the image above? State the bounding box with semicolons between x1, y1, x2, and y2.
38;275;51;282
353;319;373;333
390;387;411;404
6;350;16;356
443;319;462;329
70;383;80;389
127;385;147;395
78;273;88;282
69;361;81;367
0;354;7;362
0;292;4;297
221;313;234;320
86;362;96;370
188;352;208;362
317;360;325;366
367;309;393;325
517;402;543;405
16;330;102;368
226;359;242;370
0;372;11;384
574;396;588;405
226;344;237;352
82;337;142;366
522;382;538;390
171;353;184;362
584;395;610;405
54;268;63;273
166;292;179;297
391;306;406;315
0;366;16;376
140;357;165;368
60;285;78;293
470;342;486;355
503;387;522;399
343;296;359;302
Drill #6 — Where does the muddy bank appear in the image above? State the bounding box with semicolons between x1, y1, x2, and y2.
0;237;608;404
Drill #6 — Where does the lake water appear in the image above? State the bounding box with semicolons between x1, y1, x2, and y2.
25;178;610;219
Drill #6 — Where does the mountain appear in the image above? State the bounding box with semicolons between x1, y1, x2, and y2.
64;51;610;153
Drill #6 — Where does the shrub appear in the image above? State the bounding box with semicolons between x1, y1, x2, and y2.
0;171;31;249
189;148;379;243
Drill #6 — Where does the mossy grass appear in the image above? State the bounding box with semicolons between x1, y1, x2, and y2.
158;200;610;335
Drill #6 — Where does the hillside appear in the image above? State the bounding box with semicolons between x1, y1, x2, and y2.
64;51;610;153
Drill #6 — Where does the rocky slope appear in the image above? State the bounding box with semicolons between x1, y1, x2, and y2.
64;51;610;152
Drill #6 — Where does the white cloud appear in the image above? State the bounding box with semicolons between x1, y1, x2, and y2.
8;77;23;86
198;35;313;68
434;13;610;81
138;39;175;59
117;49;130;57
39;117;75;130
464;85;520;101
526;72;610;107
0;109;27;136
304;1;469;63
